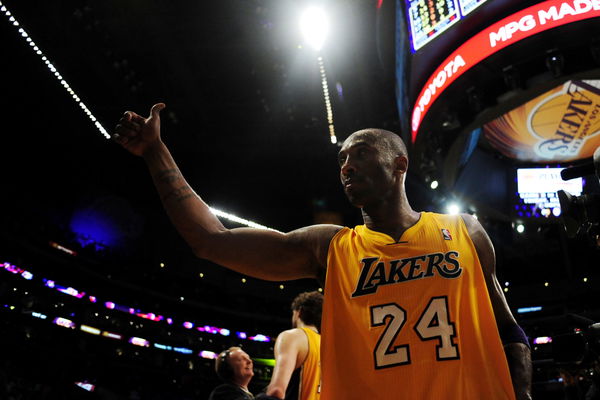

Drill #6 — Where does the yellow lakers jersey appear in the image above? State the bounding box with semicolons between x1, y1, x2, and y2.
321;212;515;400
297;327;321;400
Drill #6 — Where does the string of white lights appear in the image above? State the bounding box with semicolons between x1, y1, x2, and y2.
1;1;110;139
318;56;337;144
2;1;277;231
209;207;278;231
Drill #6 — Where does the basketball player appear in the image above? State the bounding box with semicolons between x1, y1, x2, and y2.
209;347;255;400
260;291;322;400
113;103;532;400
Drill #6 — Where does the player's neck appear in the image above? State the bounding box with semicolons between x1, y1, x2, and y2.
361;194;419;240
297;321;318;334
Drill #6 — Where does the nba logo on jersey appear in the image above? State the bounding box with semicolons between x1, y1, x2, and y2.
441;228;452;240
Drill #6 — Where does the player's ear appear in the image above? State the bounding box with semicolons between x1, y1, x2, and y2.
394;154;408;174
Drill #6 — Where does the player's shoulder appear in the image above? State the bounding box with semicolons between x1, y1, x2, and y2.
424;211;470;222
304;224;346;239
287;224;344;241
428;211;480;229
457;213;495;256
458;213;486;235
286;224;346;255
276;328;309;346
425;212;488;242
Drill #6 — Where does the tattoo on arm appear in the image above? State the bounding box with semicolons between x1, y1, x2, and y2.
155;169;194;202
162;185;195;203
156;168;181;184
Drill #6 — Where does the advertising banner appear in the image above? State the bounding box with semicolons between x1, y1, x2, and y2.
410;0;600;142
483;80;600;162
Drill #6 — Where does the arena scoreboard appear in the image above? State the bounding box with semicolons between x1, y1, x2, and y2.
406;0;489;51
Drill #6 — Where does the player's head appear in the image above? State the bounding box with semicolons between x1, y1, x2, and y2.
338;129;408;208
291;290;324;331
215;346;254;384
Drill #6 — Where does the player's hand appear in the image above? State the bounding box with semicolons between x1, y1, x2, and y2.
113;102;165;157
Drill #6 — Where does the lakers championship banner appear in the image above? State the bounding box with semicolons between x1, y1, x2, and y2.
483;80;600;162
410;0;600;142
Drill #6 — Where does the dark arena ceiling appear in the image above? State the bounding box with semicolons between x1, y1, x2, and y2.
1;0;406;298
1;0;600;398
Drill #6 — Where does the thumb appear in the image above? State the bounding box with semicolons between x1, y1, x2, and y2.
150;102;166;119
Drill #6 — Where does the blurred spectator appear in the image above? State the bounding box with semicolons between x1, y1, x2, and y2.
208;347;255;400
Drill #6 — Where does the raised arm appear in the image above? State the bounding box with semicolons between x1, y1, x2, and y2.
265;329;307;399
114;103;341;281
461;214;532;400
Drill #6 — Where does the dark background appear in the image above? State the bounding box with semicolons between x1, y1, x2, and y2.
1;0;599;399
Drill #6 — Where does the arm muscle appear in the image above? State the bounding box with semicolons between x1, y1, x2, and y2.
144;142;341;281
461;214;532;400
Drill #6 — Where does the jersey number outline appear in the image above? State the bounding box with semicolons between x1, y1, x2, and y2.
369;296;460;369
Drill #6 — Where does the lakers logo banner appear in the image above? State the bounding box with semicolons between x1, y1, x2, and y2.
483;80;600;162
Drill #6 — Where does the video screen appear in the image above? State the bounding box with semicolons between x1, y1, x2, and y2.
515;167;583;218
404;0;488;51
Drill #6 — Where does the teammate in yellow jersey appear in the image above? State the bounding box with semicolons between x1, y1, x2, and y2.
113;103;532;400
257;290;322;400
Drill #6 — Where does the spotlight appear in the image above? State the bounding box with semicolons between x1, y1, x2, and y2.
430;180;439;189
545;50;564;78
447;203;460;215
300;6;329;51
516;224;525;233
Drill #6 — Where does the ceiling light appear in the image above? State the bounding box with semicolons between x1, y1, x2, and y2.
447;203;460;215
516;224;525;233
300;6;329;51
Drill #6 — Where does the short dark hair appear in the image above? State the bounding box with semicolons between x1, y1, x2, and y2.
291;291;323;330
346;129;408;160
